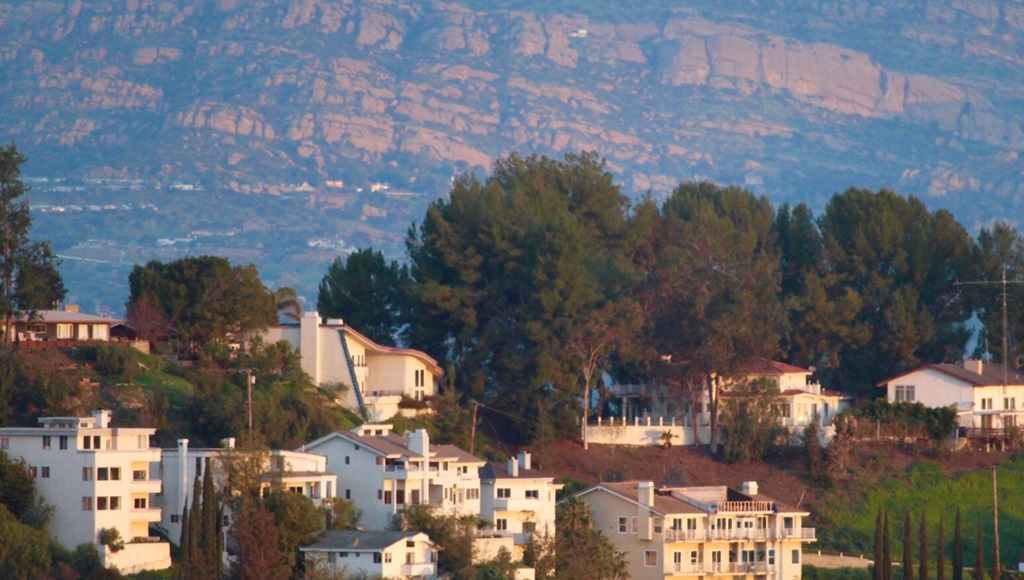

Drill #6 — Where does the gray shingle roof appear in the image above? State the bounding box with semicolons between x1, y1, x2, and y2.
303;530;422;552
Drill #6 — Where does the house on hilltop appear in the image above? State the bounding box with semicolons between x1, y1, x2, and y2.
479;451;563;560
261;312;442;420
300;530;437;579
878;358;1024;441
2;305;119;344
575;480;814;579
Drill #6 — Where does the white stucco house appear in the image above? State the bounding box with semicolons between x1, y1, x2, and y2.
0;410;171;573
301;530;437;579
878;359;1024;435
153;439;337;543
261;312;443;420
300;424;485;531
479;451;563;560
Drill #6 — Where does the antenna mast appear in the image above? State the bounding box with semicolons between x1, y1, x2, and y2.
955;267;1024;384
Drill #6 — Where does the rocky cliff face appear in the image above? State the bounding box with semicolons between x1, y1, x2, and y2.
2;1;1023;304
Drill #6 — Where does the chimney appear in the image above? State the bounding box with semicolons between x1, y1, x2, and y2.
300;311;321;383
63;304;79;313
407;429;430;458
963;359;984;375
508;457;519;477
518;451;531;471
741;481;759;496
221;437;236;449
637;481;655;507
177;439;190;517
92;409;111;428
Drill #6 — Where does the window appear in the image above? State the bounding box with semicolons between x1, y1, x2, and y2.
895;385;905;401
110;496;120;510
690;550;699;564
56;323;73;339
779;403;791;418
345;456;350;465
97;497;108;510
83;467;94;481
82;497;93;511
497;488;511;499
373;553;382;564
384;491;392;504
406;540;415;548
134;470;147;481
396;490;405;505
654;517;664;534
644;550;658;567
525;489;539;499
1006;398;1016;410
415;369;425;387
98;468;109;480
339;552;349;558
619;517;628;533
385;553;392;563
289;486;303;494
93;436;100;449
345;489;351;500
523;522;536;534
792;550;800;564
406;552;414;565
43;436;51;450
83;437;91;450
467;489;480;500
769;549;775;565
59;436;68;450
496;519;507;531
111;467;121;480
982;398;993;410
41;466;50;478
135;498;147;509
904;386;915;402
27;466;36;478
171;514;180;523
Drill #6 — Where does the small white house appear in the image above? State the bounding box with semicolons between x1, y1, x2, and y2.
479;451;563;560
301;530;437;579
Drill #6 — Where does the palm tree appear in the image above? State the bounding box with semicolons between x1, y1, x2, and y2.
271;287;302;322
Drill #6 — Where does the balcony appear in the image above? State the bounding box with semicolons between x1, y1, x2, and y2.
400;562;436;576
130;478;162;494
778;527;815;540
665;529;701;542
717;500;775;513
130;507;162;523
667;527;815;542
493;497;542;512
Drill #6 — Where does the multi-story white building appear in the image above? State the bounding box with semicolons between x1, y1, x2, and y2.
879;359;1024;437
576;480;814;579
261;312;443;420
0;410;171;573
479;451;562;560
300;424;485;530
154;438;337;542
301;530;437;579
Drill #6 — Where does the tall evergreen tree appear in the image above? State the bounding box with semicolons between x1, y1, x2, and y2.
201;458;221;579
317;248;409;346
188;474;203;575
938;518;946;580
954;507;963;580
903;511;914;580
919;511;928;580
883;513;893;580
178;501;190;578
0;143;66;346
975;522;984;580
874;509;884;580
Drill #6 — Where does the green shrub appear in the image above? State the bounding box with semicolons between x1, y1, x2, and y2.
94;345;138;379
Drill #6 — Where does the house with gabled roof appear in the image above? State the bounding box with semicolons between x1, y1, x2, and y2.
261;312;443;420
300;530;437;579
878;359;1024;438
479;451;563;560
2;305;119;344
575;480;814;579
300;424;485;530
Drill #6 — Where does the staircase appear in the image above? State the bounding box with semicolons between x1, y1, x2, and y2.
337;329;367;419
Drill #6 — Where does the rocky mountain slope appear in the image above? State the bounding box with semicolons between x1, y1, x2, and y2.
1;0;1023;310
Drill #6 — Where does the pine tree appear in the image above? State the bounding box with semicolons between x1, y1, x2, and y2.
938;518;946;580
188;474;203;576
874;509;884;580
953;507;963;580
974;522;984;580
919;511;928;580
903;511;914;580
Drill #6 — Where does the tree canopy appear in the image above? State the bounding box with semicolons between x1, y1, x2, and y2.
0;143;65;346
317;247;409;346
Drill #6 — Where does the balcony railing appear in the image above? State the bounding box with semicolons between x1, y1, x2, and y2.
665;527;816;542
960;427;1009;440
384;463;422;472
718;500;775;513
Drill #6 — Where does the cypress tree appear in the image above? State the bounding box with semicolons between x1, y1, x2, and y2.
954;507;963;580
919;511;928;580
903;512;913;580
938;518;946;580
202;459;221;579
179;501;190;579
883;513;893;580
188;474;203;576
974;522;984;580
874;509;884;580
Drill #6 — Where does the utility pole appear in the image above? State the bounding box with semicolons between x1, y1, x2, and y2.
956;267;1024;383
469;400;480;456
246;369;255;439
993;467;1000;579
